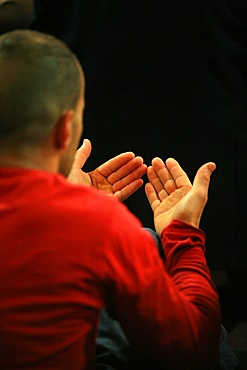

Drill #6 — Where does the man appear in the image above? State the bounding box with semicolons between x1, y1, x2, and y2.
0;30;220;369
31;0;247;275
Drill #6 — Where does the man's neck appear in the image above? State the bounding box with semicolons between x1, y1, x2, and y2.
0;146;58;173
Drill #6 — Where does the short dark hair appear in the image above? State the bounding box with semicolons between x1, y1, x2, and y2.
0;30;82;145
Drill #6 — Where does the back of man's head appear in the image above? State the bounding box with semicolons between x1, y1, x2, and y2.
0;30;82;148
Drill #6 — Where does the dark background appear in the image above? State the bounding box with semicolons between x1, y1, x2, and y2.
32;0;247;272
31;1;247;366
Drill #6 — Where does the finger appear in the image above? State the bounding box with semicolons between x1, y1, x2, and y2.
73;139;92;169
147;165;169;201
111;163;147;191
144;182;161;213
114;179;144;201
151;157;177;195
107;157;146;185
165;158;192;189
97;152;136;178
151;158;173;182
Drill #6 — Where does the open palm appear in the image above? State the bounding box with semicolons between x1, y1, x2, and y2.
68;139;147;201
145;157;216;235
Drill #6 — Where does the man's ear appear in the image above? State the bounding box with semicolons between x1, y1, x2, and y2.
54;110;74;150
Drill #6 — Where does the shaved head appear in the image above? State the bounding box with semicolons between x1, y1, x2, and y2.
0;30;84;147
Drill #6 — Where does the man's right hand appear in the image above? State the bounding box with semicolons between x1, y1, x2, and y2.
145;157;216;235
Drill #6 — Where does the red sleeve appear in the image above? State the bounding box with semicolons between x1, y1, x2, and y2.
102;216;221;370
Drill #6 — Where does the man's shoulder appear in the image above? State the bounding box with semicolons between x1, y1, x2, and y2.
0;167;142;232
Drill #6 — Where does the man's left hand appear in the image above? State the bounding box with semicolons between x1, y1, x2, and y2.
68;139;147;201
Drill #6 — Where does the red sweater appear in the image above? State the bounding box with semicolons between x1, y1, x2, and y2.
0;168;221;369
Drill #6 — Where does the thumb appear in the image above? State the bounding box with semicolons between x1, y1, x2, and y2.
73;139;92;169
189;162;216;223
172;162;216;229
193;162;216;196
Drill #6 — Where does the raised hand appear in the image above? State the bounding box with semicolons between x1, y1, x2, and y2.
145;157;216;235
68;139;147;201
